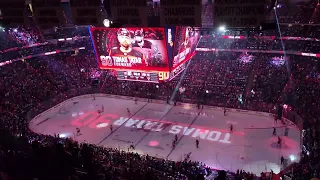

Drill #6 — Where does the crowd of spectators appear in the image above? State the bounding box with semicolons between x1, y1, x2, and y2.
6;25;42;45
0;25;42;52
203;52;251;108
216;34;320;54
248;54;289;111
3;24;320;64
1;5;320;179
99;32;320;179
0;28;229;179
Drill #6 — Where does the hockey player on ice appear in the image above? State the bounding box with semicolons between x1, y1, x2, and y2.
277;136;282;148
172;140;176;149
141;122;147;129
110;124;113;133
131;123;137;131
76;128;81;136
127;108;131;116
129;142;135;150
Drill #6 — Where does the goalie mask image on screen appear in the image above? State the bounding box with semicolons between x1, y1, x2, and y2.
90;27;169;71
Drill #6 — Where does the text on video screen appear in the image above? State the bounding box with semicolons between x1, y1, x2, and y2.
90;27;169;71
172;26;200;69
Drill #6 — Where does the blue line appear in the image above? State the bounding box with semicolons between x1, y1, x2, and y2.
97;102;149;145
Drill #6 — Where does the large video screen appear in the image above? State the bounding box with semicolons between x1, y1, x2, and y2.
90;27;169;71
172;26;200;69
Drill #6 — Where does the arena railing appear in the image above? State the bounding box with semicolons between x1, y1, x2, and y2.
28;86;304;132
26;87;95;122
28;85;304;130
28;86;303;129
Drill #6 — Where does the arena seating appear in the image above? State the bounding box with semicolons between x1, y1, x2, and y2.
1;5;320;179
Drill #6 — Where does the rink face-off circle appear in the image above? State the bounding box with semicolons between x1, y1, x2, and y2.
29;94;301;175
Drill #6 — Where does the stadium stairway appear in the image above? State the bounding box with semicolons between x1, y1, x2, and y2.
243;54;260;100
199;52;217;103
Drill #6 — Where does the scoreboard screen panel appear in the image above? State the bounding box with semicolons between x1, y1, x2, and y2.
116;70;160;83
172;26;200;70
90;27;169;72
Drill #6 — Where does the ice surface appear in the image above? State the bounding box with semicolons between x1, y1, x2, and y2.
29;95;301;175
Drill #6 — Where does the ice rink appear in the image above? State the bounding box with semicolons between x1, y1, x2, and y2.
29;94;301;175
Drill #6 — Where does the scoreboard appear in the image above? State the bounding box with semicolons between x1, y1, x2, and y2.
89;26;199;83
116;70;171;83
116;71;160;83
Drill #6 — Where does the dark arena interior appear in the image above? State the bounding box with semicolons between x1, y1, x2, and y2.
0;0;320;180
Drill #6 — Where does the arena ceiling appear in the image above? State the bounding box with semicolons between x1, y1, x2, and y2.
154;0;315;4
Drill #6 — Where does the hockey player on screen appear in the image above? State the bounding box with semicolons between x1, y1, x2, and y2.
132;29;152;66
132;29;152;49
109;28;147;67
132;29;163;67
182;27;191;49
173;27;192;67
